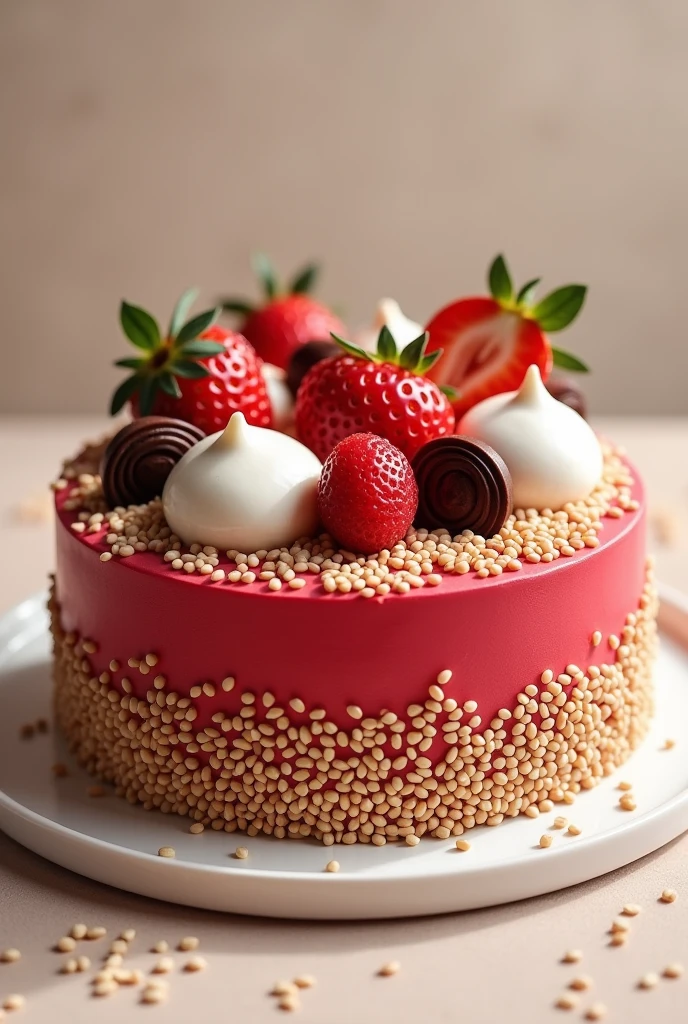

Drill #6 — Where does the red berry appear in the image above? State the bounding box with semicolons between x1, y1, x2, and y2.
295;347;455;463
317;433;418;554
111;292;272;435
221;256;344;370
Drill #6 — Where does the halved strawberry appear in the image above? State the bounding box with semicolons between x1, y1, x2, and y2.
424;255;589;418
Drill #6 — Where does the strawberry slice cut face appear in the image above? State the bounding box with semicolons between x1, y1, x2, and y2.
424;255;589;419
425;297;552;419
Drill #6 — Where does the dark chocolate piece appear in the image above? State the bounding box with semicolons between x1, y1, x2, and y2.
286;339;341;397
100;416;205;508
412;435;513;537
546;374;587;419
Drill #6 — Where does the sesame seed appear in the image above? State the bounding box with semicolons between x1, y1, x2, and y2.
152;957;174;974
0;950;21;964
539;834;553;849
610;932;628;947
663;962;684;979
660;889;678;903
662;738;676;750
158;846;176;858
325;860;340;873
70;923;87;940
55;936;76;953
569;976;593;991
562;950;583;964
293;975;316;989
177;936;199;952
277;993;300;1012
584;1003;607;1020
346;705;363;720
109;939;128;955
2;994;25;1011
555;993;578;1010
61;958;78;974
378;961;400;977
183;955;207;972
553;816;568;829
455;840;471;852
150;940;169;954
271;981;298;996
289;698;305;713
610;919;629;934
141;983;168;1004
85;926;107;941
405;835;420;847
189;822;205;834
566;824;582;836
76;955;91;972
617;780;633;791
99;551;112;562
234;847;249;860
619;794;636;811
638;972;659;989
621;904;642;916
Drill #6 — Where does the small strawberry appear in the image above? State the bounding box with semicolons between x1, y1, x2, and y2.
318;433;418;554
295;327;455;462
221;254;345;370
110;288;272;434
425;255;589;419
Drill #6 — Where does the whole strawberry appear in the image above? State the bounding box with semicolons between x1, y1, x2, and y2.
221;254;345;370
318;433;418;554
295;327;455;462
111;289;272;434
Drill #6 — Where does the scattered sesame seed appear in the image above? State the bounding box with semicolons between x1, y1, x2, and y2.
104;954;123;969
183;955;207;972
584;1003;607;1021
405;835;420;847
610;919;629;934
234;847;249;860
591;631;602;647
157;846;176;859
277;993;300;1012
617;780;633;791
610;932;628;947
555;993;578;1010
85;926;107;941
325;860;340;873
638;971;660;989
150;940;169;954
2;994;25;1012
662;738;676;750
663;962;684;979
562;950;583;964
539;834;553;849
621;904;642;917
76;955;91;972
0;950;20;964
553;816;568;829
61;958;78;974
271;981;298;997
55;936;77;953
569;976;593;991
660;889;678;903
177;936;199;952
293;975;316;989
189;822;205;834
120;929;136;943
109;939;128;955
152;957;174;974
378;961;400;977
70;924;87;940
141;983;168;1004
566;824;582;836
619;794;636;812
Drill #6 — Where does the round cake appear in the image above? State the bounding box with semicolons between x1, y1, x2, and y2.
49;255;658;846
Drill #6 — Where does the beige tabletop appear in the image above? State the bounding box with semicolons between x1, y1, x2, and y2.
1;415;687;1023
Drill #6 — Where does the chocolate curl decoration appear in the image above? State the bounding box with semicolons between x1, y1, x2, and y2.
101;417;205;508
412;435;513;537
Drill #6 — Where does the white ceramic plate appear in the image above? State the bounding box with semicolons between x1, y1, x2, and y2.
1;589;688;921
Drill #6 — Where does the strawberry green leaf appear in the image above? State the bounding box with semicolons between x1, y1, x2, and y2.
399;332;430;372
439;384;459;401
120;301;161;351
376;325;397;362
220;299;256;317
531;285;587;332
158;373;183;399
289;263;319;295
418;349;443;374
551;347;590;373
137;376;157;417
330;332;371;362
176;307;220;345
178;339;225;358
109;374;141;416
172;360;212;380
488;255;513;304
252;252;279;301
114;357;147;370
168;287;199;339
516;277;540;307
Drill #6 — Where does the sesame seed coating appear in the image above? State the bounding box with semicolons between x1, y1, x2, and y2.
234;847;249;860
177;936;199;952
555;993;578;1010
584;1003;607;1021
293;975;316;989
2;994;25;1011
378;961;400;977
569;975;593;991
85;926;107;941
325;860;340;873
562;950;583;964
158;846;175;859
183;955;207;972
661;889;678;903
55;936;76;953
663;962;684;978
0;950;20;964
638;972;659;989
48;565;657;847
621;904;642;916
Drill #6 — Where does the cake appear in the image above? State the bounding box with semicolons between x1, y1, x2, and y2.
50;255;657;847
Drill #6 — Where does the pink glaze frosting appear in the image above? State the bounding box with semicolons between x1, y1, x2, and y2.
54;467;648;740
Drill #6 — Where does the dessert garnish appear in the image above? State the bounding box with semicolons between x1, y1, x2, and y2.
260;363;295;432
295;326;455;461
459;364;603;510
424;254;589;417
546;373;587;419
411;435;512;537
111;288;272;434
356;298;423;352
162;411;322;551
317;433;418;554
286;339;340;397
220;254;344;370
100;417;205;508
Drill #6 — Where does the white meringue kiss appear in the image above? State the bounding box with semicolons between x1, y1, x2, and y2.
458;365;602;511
162;412;322;551
357;298;423;351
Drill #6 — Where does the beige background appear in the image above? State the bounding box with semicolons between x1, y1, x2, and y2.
1;0;688;416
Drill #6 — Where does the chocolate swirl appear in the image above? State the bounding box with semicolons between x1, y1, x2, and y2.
412;435;513;537
101;417;205;508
